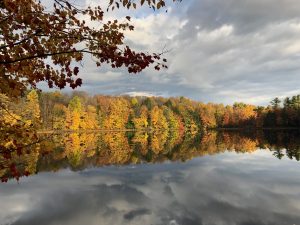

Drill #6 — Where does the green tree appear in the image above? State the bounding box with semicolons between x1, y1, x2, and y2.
291;95;300;109
270;97;281;109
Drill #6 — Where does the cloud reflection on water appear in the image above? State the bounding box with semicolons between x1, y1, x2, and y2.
1;151;300;225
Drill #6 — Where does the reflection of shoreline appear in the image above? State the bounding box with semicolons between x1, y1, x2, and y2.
1;130;300;182
37;127;300;134
37;128;185;134
38;129;141;134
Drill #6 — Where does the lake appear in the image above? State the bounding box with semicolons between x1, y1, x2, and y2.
1;130;300;225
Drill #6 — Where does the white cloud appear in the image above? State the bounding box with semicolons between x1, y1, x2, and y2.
121;91;157;97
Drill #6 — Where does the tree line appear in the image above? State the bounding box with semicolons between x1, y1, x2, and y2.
3;90;300;133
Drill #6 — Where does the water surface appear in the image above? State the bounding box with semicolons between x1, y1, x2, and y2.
1;131;300;225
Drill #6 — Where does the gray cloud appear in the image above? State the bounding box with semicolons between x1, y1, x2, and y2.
123;208;151;220
178;0;300;34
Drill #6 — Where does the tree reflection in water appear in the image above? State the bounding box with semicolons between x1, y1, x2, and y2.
1;130;300;182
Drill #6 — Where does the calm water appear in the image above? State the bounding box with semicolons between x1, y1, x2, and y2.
1;131;300;225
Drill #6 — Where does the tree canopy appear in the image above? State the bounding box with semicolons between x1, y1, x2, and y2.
0;0;178;97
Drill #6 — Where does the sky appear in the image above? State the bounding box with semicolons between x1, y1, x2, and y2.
44;0;300;105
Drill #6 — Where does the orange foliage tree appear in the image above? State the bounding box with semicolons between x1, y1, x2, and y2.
0;0;172;98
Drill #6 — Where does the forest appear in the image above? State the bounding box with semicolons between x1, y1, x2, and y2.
2;90;300;134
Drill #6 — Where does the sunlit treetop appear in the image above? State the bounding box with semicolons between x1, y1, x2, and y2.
0;0;180;97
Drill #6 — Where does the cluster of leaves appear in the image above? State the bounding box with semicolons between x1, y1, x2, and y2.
0;0;169;98
108;0;181;11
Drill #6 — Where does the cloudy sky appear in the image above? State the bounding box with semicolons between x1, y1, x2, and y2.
47;0;300;105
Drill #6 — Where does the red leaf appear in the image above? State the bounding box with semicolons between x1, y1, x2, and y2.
74;67;79;75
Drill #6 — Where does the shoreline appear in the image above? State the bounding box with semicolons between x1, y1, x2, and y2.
37;127;300;134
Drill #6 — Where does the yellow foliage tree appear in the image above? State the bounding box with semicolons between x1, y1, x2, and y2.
53;103;67;130
150;106;168;131
103;98;130;129
23;90;41;128
66;96;82;130
133;105;149;129
83;105;99;129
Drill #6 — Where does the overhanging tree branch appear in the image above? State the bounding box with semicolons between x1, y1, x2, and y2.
0;0;171;98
